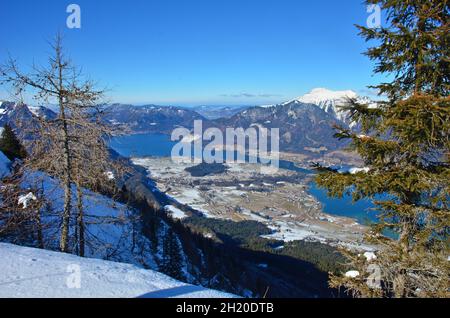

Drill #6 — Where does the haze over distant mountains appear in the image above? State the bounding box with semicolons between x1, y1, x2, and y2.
1;88;374;155
191;105;250;120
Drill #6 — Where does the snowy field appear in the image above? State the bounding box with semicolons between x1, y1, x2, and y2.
0;243;236;298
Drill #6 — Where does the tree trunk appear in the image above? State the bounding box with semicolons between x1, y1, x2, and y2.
59;101;73;252
60;172;72;252
58;41;73;253
76;185;85;257
35;209;44;249
35;182;45;249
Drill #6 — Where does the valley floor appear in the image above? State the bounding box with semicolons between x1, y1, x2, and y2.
132;157;374;251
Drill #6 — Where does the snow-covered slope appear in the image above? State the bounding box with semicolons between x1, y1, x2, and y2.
19;171;158;267
27;105;57;119
0;243;236;298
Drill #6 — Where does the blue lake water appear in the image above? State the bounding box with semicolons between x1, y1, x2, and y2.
308;183;378;225
110;133;378;225
109;133;177;158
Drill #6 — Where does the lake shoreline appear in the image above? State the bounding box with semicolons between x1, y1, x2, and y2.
109;133;377;251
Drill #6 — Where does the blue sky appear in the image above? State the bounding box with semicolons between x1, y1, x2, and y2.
1;0;385;106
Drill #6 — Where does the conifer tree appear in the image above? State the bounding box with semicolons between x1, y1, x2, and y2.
162;229;184;281
0;124;27;161
315;0;449;297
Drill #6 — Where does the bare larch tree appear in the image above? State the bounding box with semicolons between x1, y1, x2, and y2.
0;34;125;253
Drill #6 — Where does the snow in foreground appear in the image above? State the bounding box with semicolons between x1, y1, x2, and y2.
0;243;236;298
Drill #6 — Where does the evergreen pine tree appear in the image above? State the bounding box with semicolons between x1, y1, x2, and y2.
315;0;449;297
149;217;160;254
161;229;185;281
0;124;27;161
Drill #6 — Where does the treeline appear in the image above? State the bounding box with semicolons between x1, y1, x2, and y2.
182;215;345;295
185;217;272;245
184;216;344;273
279;241;346;274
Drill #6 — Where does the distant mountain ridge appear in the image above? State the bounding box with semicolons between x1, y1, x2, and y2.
27;105;58;120
213;100;348;155
208;88;375;154
0;102;47;134
192;105;250;120
102;103;207;134
0;88;374;155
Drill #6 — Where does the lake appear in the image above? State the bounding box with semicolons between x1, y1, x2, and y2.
110;133;378;226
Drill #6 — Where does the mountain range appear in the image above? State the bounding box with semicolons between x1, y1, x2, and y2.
212;102;346;154
210;88;372;154
102;103;206;134
1;88;373;155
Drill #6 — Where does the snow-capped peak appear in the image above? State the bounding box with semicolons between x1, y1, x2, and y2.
296;88;359;106
0;101;11;117
284;88;372;127
27;106;42;117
